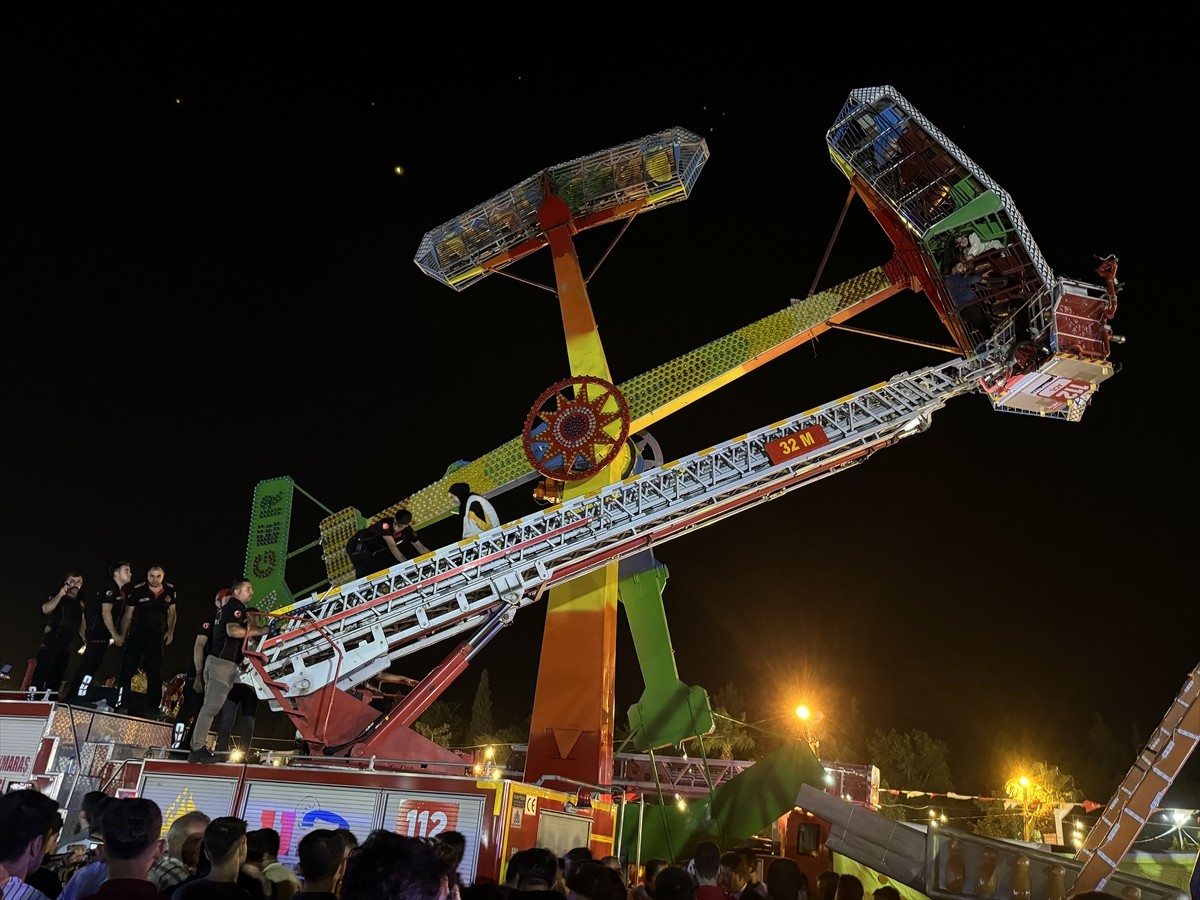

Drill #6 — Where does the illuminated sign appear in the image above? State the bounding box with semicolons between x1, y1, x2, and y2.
139;774;239;836
242;781;381;867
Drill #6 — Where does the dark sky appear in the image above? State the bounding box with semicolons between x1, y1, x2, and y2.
5;41;1195;801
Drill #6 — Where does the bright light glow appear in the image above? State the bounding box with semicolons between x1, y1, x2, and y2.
1172;811;1188;825
1019;776;1030;788
229;750;244;763
473;764;483;775
485;746;495;760
825;774;834;786
796;705;811;721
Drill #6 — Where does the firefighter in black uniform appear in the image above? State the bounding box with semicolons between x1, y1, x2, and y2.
67;561;132;703
345;509;430;579
171;587;223;749
32;571;86;694
116;564;177;716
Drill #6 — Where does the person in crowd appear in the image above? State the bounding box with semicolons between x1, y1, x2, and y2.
691;843;730;900
32;572;86;695
293;829;346;900
561;848;593;886
832;875;863;900
335;830;358;863
58;792;109;852
79;798;165;900
189;579;263;764
734;849;766;900
338;830;455;900
172;815;259;899
436;832;467;897
0;788;66;900
239;834;272;900
871;888;900;900
249;829;298;900
60;796;114;900
117;565;178;717
345;509;430;579
503;848;558;896
632;858;667;900
718;851;745;897
23;809;65;899
448;483;500;539
565;860;627;900
765;859;806;900
68;562;133;704
815;871;838;900
149;812;211;893
651;867;695;900
179;836;204;878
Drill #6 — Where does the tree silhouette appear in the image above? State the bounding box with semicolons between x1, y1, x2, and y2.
469;669;494;739
869;728;955;823
701;683;756;760
869;728;955;792
415;698;466;747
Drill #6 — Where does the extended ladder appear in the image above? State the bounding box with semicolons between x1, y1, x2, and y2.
1073;660;1200;893
245;351;1008;708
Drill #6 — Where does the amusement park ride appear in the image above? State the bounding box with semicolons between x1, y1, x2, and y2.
239;84;1124;775
4;86;1192;896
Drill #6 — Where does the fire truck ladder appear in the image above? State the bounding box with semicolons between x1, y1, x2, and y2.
1073;660;1200;893
245;349;1011;714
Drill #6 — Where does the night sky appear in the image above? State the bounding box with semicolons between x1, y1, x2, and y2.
5;40;1195;802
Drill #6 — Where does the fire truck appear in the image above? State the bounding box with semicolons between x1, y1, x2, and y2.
5;86;1173;897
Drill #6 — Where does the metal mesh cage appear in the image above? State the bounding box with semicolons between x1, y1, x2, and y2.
414;127;709;291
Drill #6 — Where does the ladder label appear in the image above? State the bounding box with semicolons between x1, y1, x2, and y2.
765;425;830;466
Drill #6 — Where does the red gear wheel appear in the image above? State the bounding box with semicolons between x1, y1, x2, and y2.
522;375;631;482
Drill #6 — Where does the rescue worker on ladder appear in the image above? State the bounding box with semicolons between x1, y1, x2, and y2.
344;509;430;579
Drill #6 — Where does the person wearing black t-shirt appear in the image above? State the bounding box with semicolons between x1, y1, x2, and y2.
32;570;85;694
345;509;430;579
171;588;226;750
117;564;178;716
67;561;133;703
188;578;263;764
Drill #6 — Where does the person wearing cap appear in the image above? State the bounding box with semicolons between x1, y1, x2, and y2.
66;561;133;705
189;578;264;763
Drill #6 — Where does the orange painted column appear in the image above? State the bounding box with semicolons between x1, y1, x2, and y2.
524;192;627;791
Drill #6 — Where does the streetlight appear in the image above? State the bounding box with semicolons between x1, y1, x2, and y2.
795;705;823;751
1018;776;1032;841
